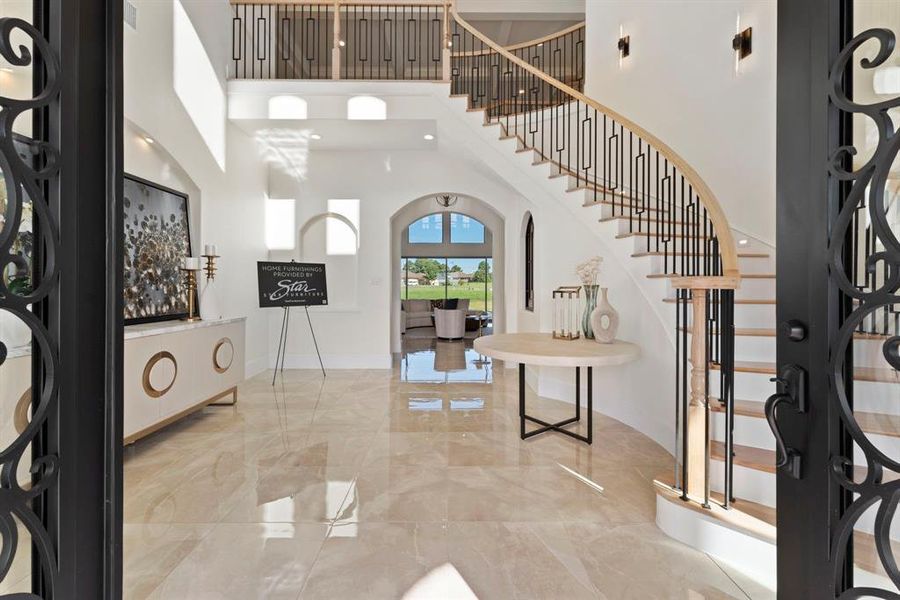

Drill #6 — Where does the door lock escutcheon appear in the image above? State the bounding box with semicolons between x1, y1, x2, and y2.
764;364;807;479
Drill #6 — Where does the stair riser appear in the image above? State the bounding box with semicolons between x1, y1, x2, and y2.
690;334;889;365
710;370;900;413
682;304;775;329
642;254;772;276
734;278;775;301
709;462;776;507
616;218;686;237
627;236;722;255
711;412;774;450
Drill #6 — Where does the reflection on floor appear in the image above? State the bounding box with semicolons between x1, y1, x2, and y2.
116;363;775;599
400;335;492;384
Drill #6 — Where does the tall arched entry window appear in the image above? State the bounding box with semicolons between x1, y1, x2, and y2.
400;212;493;319
525;214;535;311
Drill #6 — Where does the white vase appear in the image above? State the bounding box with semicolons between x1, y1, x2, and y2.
200;278;221;321
590;287;619;344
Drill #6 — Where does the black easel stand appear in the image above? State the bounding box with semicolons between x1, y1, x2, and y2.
272;306;326;386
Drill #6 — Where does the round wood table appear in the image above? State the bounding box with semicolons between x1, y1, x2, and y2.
474;333;640;444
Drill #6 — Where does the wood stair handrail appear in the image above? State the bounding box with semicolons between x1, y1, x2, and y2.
451;22;586;57
451;8;741;287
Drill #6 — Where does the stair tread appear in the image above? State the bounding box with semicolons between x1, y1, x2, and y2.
679;326;887;340
653;475;776;543
663;298;776;305
711;360;898;383
650;273;775;281
712;440;775;473
633;251;769;259
617;232;712;240
710;399;900;438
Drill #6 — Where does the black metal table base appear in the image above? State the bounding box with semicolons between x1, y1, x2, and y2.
519;363;592;444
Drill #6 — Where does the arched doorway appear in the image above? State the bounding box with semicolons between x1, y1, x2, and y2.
389;194;505;355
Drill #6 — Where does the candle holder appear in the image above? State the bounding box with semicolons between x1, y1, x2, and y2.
202;255;220;281
552;286;582;340
180;267;201;322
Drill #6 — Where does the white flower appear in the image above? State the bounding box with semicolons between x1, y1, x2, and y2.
575;255;603;286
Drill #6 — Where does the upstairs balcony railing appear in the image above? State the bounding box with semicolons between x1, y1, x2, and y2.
230;1;585;84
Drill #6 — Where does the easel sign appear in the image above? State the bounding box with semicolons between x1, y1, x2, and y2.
257;261;328;308
257;261;327;382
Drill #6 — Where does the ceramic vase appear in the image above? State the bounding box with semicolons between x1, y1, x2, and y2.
590;287;619;344
582;284;600;339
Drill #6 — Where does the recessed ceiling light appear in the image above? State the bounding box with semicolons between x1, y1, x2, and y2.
338;40;346;47
518;89;525;95
738;239;749;246
144;136;155;145
424;134;435;141
310;133;322;140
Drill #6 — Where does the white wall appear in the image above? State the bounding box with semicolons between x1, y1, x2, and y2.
584;0;777;245
125;0;270;375
267;149;529;368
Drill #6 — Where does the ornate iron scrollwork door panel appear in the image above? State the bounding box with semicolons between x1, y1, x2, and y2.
824;14;900;599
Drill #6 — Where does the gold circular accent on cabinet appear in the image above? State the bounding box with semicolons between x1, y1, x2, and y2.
213;337;234;374
142;351;178;398
13;388;31;434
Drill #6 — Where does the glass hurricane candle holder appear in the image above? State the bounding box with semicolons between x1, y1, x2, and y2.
552;286;582;340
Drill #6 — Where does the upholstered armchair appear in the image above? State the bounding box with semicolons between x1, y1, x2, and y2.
434;308;466;340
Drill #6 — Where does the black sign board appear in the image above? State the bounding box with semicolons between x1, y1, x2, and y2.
257;261;328;308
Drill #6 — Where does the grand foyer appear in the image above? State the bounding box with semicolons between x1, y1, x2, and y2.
0;0;899;598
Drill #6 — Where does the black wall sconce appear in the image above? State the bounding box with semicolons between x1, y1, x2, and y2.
732;27;752;60
617;34;630;59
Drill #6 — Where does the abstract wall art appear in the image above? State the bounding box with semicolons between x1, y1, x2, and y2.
124;174;193;324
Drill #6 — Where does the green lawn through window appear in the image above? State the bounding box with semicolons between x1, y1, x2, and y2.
404;283;493;312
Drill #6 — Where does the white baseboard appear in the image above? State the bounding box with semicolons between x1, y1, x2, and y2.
245;356;268;379
275;353;393;370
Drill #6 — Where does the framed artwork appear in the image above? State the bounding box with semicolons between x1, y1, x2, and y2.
123;174;194;324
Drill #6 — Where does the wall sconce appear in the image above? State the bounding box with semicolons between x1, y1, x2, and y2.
617;26;630;68
733;28;752;59
733;15;752;74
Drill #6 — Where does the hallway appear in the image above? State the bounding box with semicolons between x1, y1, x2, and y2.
122;359;772;599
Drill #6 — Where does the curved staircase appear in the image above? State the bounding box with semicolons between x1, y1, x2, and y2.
444;8;898;587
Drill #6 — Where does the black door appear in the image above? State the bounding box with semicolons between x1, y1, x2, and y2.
776;0;900;596
0;0;123;597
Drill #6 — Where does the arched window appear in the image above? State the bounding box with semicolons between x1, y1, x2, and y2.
525;215;534;311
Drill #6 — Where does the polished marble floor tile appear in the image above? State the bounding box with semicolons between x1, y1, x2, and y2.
148;523;328;600
121;354;765;599
123;523;212;599
299;522;451;599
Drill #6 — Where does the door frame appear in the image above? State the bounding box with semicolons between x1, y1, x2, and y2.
0;0;123;596
775;0;900;596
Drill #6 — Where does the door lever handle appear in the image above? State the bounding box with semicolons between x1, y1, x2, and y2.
764;364;807;480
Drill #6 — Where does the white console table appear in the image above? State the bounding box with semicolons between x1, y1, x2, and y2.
0;317;247;463
123;317;246;444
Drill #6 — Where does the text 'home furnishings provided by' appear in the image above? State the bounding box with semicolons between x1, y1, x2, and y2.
475;333;640;444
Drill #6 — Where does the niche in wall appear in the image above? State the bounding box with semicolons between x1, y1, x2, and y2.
299;209;360;310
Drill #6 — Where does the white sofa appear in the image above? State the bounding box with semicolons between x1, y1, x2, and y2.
402;299;434;331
